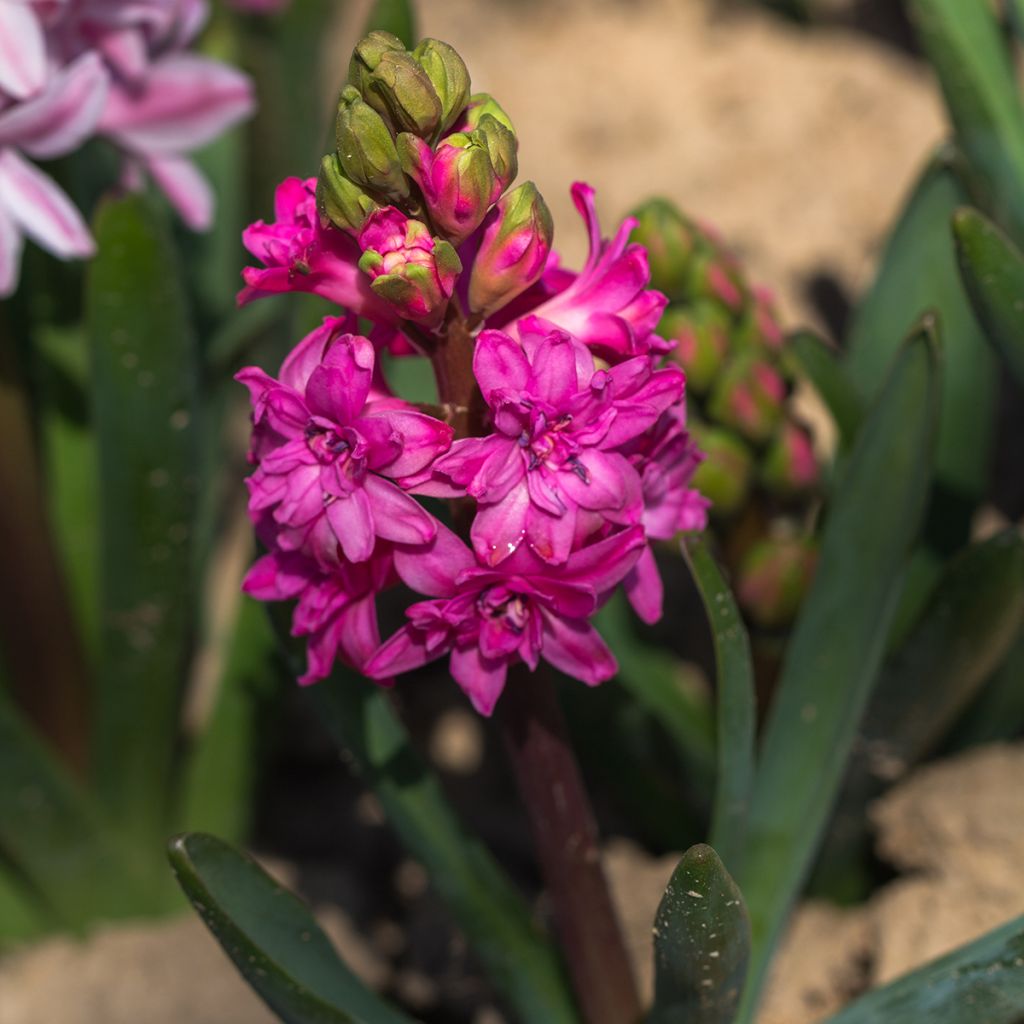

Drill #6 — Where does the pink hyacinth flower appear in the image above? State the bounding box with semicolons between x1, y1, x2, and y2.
620;406;710;623
237;328;453;569
239;177;397;323
0;52;109;297
366;524;646;715
514;182;669;359
428;320;684;566
244;545;393;684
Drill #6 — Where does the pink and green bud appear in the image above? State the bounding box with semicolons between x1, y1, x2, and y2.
736;536;818;629
316;153;379;235
467;181;553;317
365;50;442;139
411;38;471;137
335;86;408;200
475;114;518;197
456;92;515;134
761;420;820;497
689;423;754;516
690;250;746;311
358;207;461;328
629;198;697;301
661;301;730;395
398;131;496;244
707;355;786;445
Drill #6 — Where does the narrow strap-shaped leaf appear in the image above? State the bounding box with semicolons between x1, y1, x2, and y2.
952;205;1024;387
682;537;755;876
908;0;1024;245
169;833;416;1024
86;195;199;856
311;680;579;1024
949;626;1024;749
846;147;996;506
824;914;1024;1024
362;0;417;46
0;864;51;947
649;844;751;1024
786;330;863;452
736;320;940;1020
0;690;154;928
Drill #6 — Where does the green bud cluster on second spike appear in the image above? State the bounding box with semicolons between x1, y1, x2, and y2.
631;198;824;629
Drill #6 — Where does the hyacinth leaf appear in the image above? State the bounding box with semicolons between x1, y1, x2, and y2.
786;330;863;452
682;537;755;876
311;680;579;1024
168;833;416;1024
736;320;940;1019
178;589;277;840
846;147;995;511
86;195;199;858
950;626;1024;749
0;691;154;929
823;914;1024;1024
0;866;50;947
649;844;751;1024
908;0;1024;245
596;592;716;790
952;205;1024;388
362;0;417;47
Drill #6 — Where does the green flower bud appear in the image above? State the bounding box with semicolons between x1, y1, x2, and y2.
475;114;518;197
760;420;820;498
460;92;515;133
335;85;408;200
348;30;406;95
660;301;730;395
689;422;754;517
316;153;379;235
367;51;442;138
412;38;471;136
736;536;818;630
630;198;697;301
707;354;786;446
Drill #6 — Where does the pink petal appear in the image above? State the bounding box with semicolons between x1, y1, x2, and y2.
540;611;617;686
0;53;109;159
622;546;663;625
361;408;454;478
362;474;437;545
95;27;149;85
365;624;438;678
473;330;530;403
305;335;374;424
0;204;25;299
472;483;530;566
527;330;578;406
525;500;576;564
99;54;254;155
393;522;473;598
0;150;94;261
335;594;382;671
560;526;646;592
0;3;46;101
279;318;344;392
450;645;509;716
327;488;375;562
143;154;214;230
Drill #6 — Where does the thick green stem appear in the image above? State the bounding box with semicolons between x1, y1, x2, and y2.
0;312;90;774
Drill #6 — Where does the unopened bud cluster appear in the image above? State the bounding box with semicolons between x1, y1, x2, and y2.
631;199;820;628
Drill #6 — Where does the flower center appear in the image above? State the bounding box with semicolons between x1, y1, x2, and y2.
305;422;364;477
477;586;531;633
518;411;579;472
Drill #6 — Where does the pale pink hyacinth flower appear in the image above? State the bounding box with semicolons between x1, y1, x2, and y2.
366;524;646;715
0;0;253;295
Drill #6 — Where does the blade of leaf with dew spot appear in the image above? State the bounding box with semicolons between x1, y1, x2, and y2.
362;0;417;46
0;690;156;928
310;678;579;1024
168;833;417;1024
86;195;200;864
682;536;755;877
952;205;1024;388
823;914;1024;1024
649;844;752;1024
907;0;1024;245
595;591;716;790
735;319;940;1020
786;330;863;453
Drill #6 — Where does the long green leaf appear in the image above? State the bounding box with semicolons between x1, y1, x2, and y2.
682;537;755;876
649;844;751;1024
311;679;579;1024
0;691;154;928
0;861;52;947
786;330;863;452
169;833;415;1024
952;205;1024;387
86;195;199;853
950;626;1024;748
824;914;1024;1024
736;320;940;1018
846;148;995;506
362;0;417;46
908;0;1024;244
